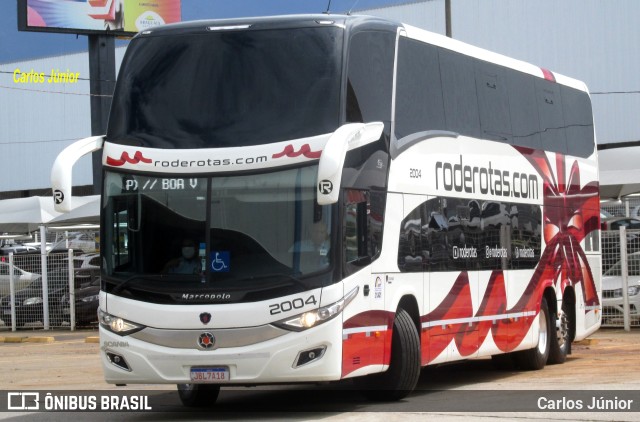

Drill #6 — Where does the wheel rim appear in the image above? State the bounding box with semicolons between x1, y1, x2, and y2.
178;383;195;393
557;309;569;349
537;306;548;354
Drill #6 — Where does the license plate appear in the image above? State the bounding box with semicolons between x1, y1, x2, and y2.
190;367;230;383
3;310;10;315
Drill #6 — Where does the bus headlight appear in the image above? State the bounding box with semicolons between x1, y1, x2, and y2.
273;286;359;332
99;309;145;336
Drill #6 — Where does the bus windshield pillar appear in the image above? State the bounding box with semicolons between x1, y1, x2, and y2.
317;122;383;205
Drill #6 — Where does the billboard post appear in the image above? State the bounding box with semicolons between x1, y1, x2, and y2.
88;35;115;194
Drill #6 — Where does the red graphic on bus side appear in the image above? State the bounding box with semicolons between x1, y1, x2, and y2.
341;150;600;376
106;151;152;167
272;144;322;159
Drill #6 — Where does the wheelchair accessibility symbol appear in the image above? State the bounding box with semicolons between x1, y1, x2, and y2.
210;251;230;272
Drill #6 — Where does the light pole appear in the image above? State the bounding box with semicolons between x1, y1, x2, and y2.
446;0;452;37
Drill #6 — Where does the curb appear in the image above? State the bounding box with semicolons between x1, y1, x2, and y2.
24;336;55;343
1;334;98;344
1;336;54;343
3;336;28;343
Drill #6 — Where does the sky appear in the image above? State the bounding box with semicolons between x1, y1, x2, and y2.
0;0;411;63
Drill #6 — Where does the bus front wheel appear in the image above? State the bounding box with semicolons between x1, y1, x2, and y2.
356;308;421;401
177;383;220;407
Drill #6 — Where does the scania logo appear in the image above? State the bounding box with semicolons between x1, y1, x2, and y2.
200;312;211;325
198;332;215;349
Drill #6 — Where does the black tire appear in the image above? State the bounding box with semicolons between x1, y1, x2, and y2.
356;308;421;401
548;300;572;365
514;297;551;370
491;353;516;370
177;384;220;407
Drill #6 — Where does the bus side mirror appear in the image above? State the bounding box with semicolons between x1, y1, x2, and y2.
51;136;104;212
316;122;383;206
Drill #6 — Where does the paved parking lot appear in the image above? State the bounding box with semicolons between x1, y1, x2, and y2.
0;328;639;420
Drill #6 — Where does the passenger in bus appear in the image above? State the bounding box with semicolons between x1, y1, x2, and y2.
290;222;330;268
163;238;201;274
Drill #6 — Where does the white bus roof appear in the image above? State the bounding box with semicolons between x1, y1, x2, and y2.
401;23;589;93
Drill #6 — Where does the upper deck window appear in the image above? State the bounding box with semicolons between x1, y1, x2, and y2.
108;27;343;149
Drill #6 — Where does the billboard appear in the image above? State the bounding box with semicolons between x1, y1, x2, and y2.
18;0;181;36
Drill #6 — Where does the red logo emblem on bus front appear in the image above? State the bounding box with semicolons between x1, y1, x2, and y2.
272;144;322;159
199;312;211;325
106;151;152;167
198;332;215;349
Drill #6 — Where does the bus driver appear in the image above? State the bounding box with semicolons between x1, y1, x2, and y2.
163;238;201;274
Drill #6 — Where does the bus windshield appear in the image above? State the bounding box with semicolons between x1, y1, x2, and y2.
107;27;343;149
102;166;333;302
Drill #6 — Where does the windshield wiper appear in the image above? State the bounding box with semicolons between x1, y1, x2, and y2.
111;275;159;294
238;272;306;289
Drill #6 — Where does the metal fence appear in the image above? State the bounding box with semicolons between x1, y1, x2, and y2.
601;226;640;329
601;197;640;218
0;248;100;331
1;225;635;331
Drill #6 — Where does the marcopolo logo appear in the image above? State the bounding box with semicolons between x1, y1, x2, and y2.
435;155;539;199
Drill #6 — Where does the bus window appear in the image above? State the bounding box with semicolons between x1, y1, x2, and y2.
344;189;371;273
475;60;512;143
398;205;423;272
561;86;595;158
536;78;568;154
439;48;481;138
507;71;542;150
346;31;395;128
395;37;445;139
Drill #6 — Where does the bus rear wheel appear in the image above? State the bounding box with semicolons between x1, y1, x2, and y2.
548;300;572;364
356;308;420;401
177;383;220;407
514;297;551;370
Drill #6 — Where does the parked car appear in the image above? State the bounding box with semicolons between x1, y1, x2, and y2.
66;232;98;253
0;262;41;296
600;209;613;218
47;265;100;290
4;248;87;276
601;216;640;231
602;252;640;323
61;276;100;326
68;253;100;270
0;277;68;327
0;245;39;256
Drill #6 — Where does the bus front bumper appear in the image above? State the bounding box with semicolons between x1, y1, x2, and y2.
99;318;343;385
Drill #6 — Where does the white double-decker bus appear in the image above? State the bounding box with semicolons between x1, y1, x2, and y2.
51;15;601;405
